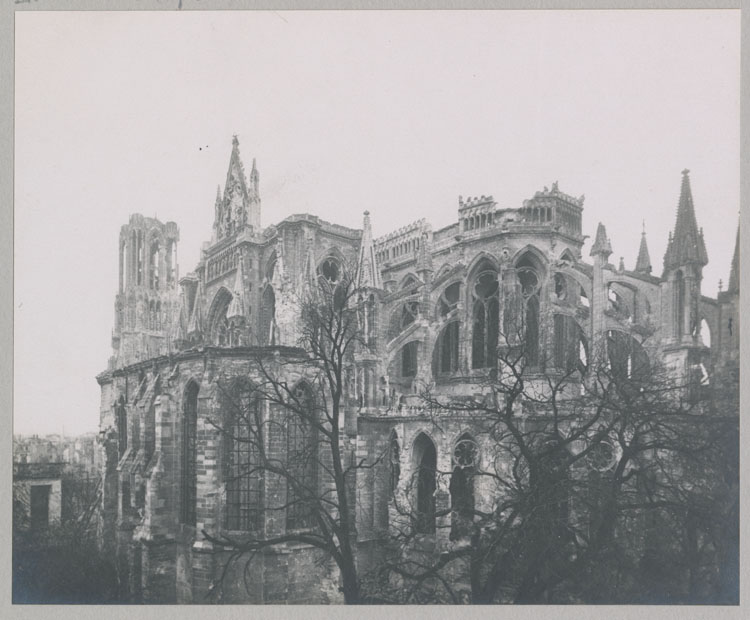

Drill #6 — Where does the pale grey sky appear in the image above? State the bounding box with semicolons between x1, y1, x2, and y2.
14;10;740;435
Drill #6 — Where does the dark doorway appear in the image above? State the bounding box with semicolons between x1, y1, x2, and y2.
30;484;51;530
414;435;437;534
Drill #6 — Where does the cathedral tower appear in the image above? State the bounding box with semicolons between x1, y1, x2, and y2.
113;214;180;366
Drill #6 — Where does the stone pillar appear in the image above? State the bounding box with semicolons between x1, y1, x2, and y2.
100;430;120;556
195;386;220;536
142;539;177;603
591;257;609;367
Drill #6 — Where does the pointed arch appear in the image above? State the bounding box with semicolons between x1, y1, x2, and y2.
559;248;576;263
433;320;460;377
223;377;262;531
207;287;232;346
412;433;437;534
316;245;347;268
399;273;421;290
436;281;462;320
470;259;500;369
466;251;501;280
450;432;478;540
264;250;277;283
513;249;545;366
512;244;548;272
434;263;454;282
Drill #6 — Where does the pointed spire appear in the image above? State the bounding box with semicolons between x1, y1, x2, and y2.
589;222;612;258
249;157;259;200
170;294;188;348
727;223;739;293
663;169;708;272
635;220;652;274
356;211;383;289
226;258;246;320
225;136;248;197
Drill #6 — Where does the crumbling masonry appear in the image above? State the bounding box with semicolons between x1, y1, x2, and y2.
96;137;739;603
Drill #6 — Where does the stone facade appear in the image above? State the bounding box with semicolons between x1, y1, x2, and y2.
13;462;65;531
96;138;739;603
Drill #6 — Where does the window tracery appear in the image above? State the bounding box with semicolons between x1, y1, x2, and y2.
286;383;318;531
224;380;262;531
472;271;499;368
450;434;478;540
413;434;437;535
432;282;461;376
517;262;541;365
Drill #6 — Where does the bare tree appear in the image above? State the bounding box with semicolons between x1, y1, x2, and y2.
368;327;737;604
202;262;375;604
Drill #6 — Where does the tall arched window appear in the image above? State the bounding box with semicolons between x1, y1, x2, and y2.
433;282;461;376
149;240;160;290
450;434;478;540
517;257;542;365
166;240;177;286
180;381;199;526
286;383;318;530
413;433;437;534
435;322;459;375
224;380;262;531
675;270;685;338
260;286;276;346
318;256;348;309
472;271;499;368
208;288;232;346
121;241;128;291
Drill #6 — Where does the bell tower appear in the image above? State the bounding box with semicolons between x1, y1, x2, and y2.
113;214;180;367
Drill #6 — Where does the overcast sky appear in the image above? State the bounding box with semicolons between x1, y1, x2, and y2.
14;10;739;436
